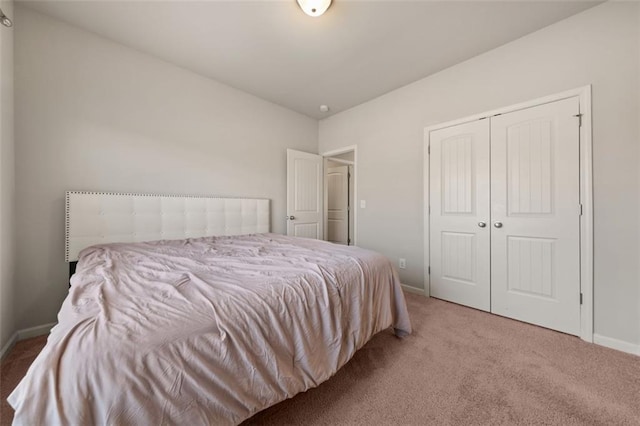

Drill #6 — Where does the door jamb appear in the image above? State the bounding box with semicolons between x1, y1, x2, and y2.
423;85;593;343
321;145;358;246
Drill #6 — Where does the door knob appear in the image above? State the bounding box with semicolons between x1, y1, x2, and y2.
493;222;503;228
478;222;486;228
287;216;295;220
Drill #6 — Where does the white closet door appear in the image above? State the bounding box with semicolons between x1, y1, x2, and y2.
430;120;491;311
490;97;581;335
327;165;349;244
286;149;323;239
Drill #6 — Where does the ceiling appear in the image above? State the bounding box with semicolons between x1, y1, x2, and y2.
21;0;600;118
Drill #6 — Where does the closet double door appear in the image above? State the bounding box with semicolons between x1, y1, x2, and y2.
429;97;581;336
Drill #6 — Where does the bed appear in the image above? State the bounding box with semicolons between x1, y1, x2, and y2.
8;192;411;425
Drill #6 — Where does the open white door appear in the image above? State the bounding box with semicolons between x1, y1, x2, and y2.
327;165;349;244
286;149;323;239
430;119;491;311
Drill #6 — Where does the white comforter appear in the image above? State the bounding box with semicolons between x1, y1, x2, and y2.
8;233;411;425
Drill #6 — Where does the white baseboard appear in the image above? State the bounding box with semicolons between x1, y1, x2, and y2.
0;332;18;361
401;284;427;296
17;323;56;340
0;322;56;360
593;333;640;356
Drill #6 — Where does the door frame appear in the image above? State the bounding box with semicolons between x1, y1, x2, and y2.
423;85;593;342
321;145;358;246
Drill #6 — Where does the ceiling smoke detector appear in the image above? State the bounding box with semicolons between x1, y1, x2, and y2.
0;8;12;27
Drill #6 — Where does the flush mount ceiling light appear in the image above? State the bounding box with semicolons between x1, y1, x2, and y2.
296;0;332;17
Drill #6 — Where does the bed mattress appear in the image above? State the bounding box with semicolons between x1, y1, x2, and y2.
8;233;411;425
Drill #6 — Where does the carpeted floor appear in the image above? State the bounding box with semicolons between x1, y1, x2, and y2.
1;334;48;426
2;292;639;425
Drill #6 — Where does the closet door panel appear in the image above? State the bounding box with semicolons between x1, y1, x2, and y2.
490;97;581;335
429;120;491;311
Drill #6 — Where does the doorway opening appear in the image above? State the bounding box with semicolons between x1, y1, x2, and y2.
322;147;357;246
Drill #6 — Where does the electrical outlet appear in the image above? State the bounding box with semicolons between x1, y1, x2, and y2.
399;258;406;269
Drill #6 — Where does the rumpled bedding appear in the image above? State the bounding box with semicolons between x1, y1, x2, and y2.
8;233;411;425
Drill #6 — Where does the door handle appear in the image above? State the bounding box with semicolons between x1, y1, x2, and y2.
478;222;486;228
287;216;295;220
493;222;503;228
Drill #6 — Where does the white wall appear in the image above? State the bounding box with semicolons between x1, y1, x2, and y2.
14;7;318;330
319;2;640;346
329;151;354;162
326;159;347;167
0;0;15;352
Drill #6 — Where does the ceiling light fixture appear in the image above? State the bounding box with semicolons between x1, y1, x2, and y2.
296;0;332;17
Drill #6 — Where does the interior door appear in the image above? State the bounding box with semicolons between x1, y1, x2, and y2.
327;165;349;244
430;119;491;311
286;149;323;239
490;97;581;335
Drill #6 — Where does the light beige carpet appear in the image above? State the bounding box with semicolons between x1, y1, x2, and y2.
2;293;639;425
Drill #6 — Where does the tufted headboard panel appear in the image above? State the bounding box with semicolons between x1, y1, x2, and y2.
65;191;270;262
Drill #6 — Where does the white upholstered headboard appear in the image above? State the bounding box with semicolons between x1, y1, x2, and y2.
65;191;270;262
